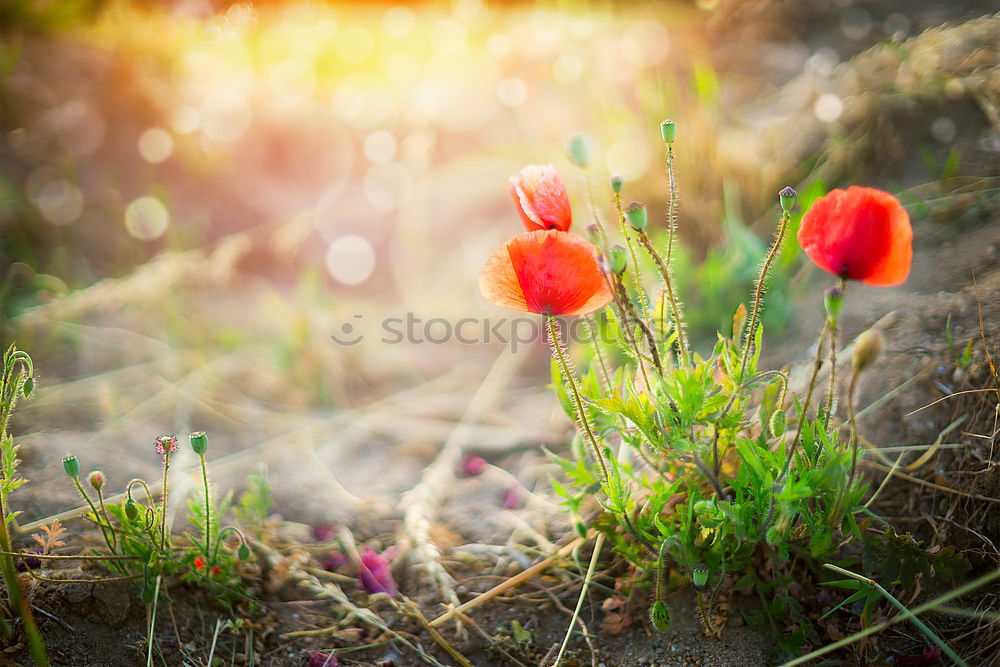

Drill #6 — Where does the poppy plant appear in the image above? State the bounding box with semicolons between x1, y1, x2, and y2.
797;186;912;286
510;164;573;232
479;230;613;316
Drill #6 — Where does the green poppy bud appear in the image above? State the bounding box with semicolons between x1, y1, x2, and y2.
22;377;34;397
824;287;844;325
650;600;672;632
778;186;797;213
853;328;884;374
608;245;628;275
125;498;139;521
189;431;208;455
565;134;591;168
660;119;677;144
692;563;710;588
625;202;648;231
610;174;624;194
62;455;80;478
238;542;251;561
769;410;786;437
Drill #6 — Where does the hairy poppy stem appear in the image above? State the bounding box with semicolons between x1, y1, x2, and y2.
160;451;171;551
199;453;212;561
634;229;689;367
546;316;611;490
613;277;662;376
605;274;653;393
72;476;115;552
737;206;791;384
584;315;612;391
613;191;651;324
665;144;678;263
824;317;838;428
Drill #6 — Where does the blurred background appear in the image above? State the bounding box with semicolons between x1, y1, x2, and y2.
1;0;997;526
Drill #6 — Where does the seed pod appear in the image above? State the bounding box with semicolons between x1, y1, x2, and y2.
692;563;710;588
62;455;80;478
660;119;677;144
610;174;624;194
608;245;628;275
778;186;798;213
189;431;208;455
625;202;648;231
565;134;591;168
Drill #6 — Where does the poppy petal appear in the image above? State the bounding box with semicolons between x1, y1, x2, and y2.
798;186;912;286
509;165;573;232
480;230;612;316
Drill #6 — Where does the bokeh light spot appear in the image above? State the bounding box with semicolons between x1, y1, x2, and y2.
364;161;411;211
138;128;175;163
621;20;670;67
384;7;415;37
335;26;374;64
553;54;583;85
31;179;83;226
486;34;510;57
814;94;844;122
326;235;376;285
497;77;527;107
364;130;397;164
125;196;170;241
931;117;956;144
605;138;652;181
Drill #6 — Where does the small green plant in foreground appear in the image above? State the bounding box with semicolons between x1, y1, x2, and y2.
0;345;47;664
480;121;935;656
60;431;251;605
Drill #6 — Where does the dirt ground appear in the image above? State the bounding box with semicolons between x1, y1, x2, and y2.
2;1;999;666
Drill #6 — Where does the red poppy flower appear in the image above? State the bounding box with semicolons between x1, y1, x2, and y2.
798;186;912;286
480;230;613;316
510;164;573;232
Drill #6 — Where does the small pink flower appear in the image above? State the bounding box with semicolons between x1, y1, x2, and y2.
312;523;335;542
321;551;348;572
501;483;522;510
459;455;487;477
154;435;179;456
305;650;340;667
359;548;398;597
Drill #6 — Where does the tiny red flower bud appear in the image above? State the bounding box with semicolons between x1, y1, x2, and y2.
88;470;105;492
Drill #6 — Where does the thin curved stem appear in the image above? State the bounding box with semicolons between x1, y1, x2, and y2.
546;316;610;489
199;454;212;561
737;208;790;384
635;229;688;367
